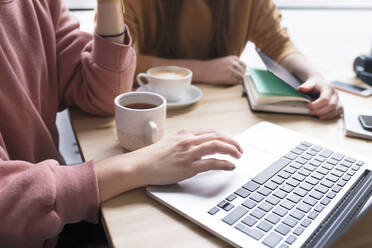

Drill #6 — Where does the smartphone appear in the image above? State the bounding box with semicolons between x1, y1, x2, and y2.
359;115;372;131
331;81;372;97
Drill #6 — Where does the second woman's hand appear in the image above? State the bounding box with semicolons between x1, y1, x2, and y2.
198;56;247;85
299;76;343;120
95;129;243;202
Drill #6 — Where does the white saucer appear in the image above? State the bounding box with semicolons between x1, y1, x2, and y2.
136;85;203;110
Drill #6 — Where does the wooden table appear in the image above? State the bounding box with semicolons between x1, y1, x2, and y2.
70;81;372;248
70;8;372;248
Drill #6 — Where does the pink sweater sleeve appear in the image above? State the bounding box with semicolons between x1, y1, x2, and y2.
0;144;99;248
53;2;136;116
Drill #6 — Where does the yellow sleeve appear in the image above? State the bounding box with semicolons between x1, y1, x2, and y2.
125;1;152;77
249;0;300;62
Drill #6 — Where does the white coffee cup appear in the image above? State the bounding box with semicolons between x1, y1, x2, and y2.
114;92;166;151
136;66;192;102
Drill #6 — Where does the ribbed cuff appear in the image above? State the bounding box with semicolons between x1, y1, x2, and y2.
54;161;99;224
92;24;135;72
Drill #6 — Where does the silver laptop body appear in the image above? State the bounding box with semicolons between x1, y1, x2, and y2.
147;122;372;248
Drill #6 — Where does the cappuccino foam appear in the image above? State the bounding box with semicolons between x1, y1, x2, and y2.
151;70;189;79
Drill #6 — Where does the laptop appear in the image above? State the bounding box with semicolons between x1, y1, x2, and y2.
147;122;372;248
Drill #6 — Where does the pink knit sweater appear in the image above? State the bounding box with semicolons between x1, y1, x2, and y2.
0;0;136;247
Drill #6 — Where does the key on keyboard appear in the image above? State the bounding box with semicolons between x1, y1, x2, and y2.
209;141;364;247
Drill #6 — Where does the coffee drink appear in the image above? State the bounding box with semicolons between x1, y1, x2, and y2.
124;103;158;109
137;66;193;102
115;92;166;151
151;69;189;79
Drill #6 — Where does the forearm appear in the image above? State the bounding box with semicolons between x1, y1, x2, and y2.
96;0;125;44
280;53;324;82
95;152;147;202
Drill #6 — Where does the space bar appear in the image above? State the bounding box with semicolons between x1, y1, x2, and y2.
252;157;291;185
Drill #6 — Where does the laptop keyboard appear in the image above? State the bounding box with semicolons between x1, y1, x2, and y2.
208;141;364;248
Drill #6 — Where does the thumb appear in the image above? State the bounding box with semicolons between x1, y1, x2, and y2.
298;78;316;93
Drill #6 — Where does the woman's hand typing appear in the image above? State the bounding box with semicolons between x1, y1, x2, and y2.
95;129;243;202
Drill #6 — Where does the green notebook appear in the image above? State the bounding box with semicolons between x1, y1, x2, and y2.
244;68;311;115
250;68;308;99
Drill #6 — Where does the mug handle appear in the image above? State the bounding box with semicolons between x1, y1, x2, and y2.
145;121;159;145
137;73;150;88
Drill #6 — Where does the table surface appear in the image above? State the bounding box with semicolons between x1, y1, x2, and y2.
70;8;372;248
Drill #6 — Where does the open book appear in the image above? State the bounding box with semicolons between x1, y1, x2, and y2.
243;68;311;115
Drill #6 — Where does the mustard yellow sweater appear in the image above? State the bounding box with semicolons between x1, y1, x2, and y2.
125;0;298;75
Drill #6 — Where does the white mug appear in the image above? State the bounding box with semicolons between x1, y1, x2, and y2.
114;92;166;151
137;66;192;102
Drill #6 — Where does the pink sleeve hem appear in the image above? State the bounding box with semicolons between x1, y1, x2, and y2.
92;25;135;72
53;161;99;224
